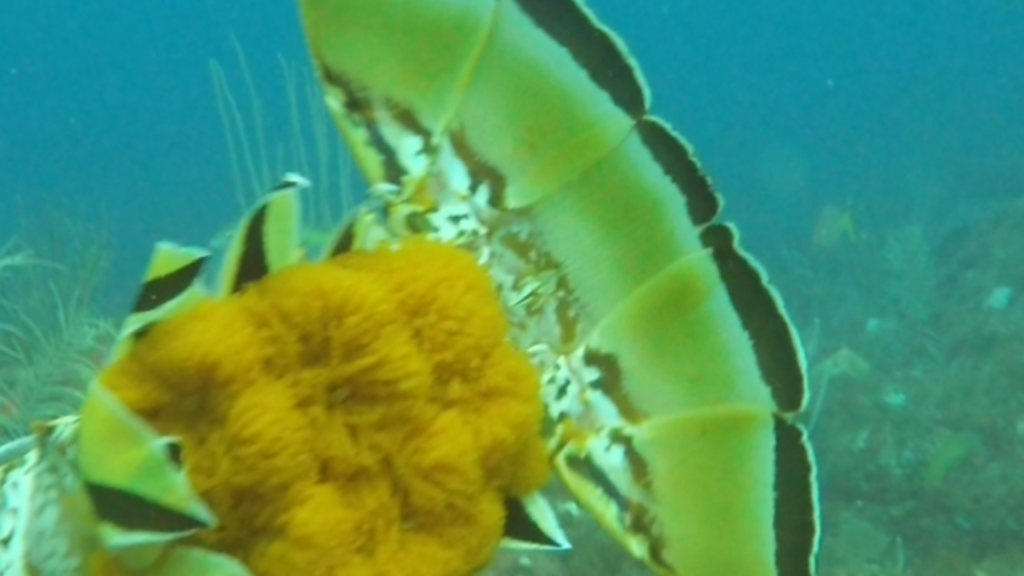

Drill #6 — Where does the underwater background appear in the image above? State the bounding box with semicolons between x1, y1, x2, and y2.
1;0;1023;575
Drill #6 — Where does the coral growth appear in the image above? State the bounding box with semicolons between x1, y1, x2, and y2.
780;195;1024;574
101;238;550;576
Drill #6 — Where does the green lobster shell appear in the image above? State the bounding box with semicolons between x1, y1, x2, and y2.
0;1;819;575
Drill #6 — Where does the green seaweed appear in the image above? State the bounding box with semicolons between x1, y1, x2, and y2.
924;431;979;492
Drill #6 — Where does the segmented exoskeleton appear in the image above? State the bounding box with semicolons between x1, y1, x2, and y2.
0;2;819;576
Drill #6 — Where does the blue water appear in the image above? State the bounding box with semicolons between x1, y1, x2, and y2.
2;0;1021;289
0;0;313;306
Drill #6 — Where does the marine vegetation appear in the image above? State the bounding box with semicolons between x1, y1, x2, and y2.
780;195;1024;575
209;36;358;230
0;215;115;444
0;1;821;576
